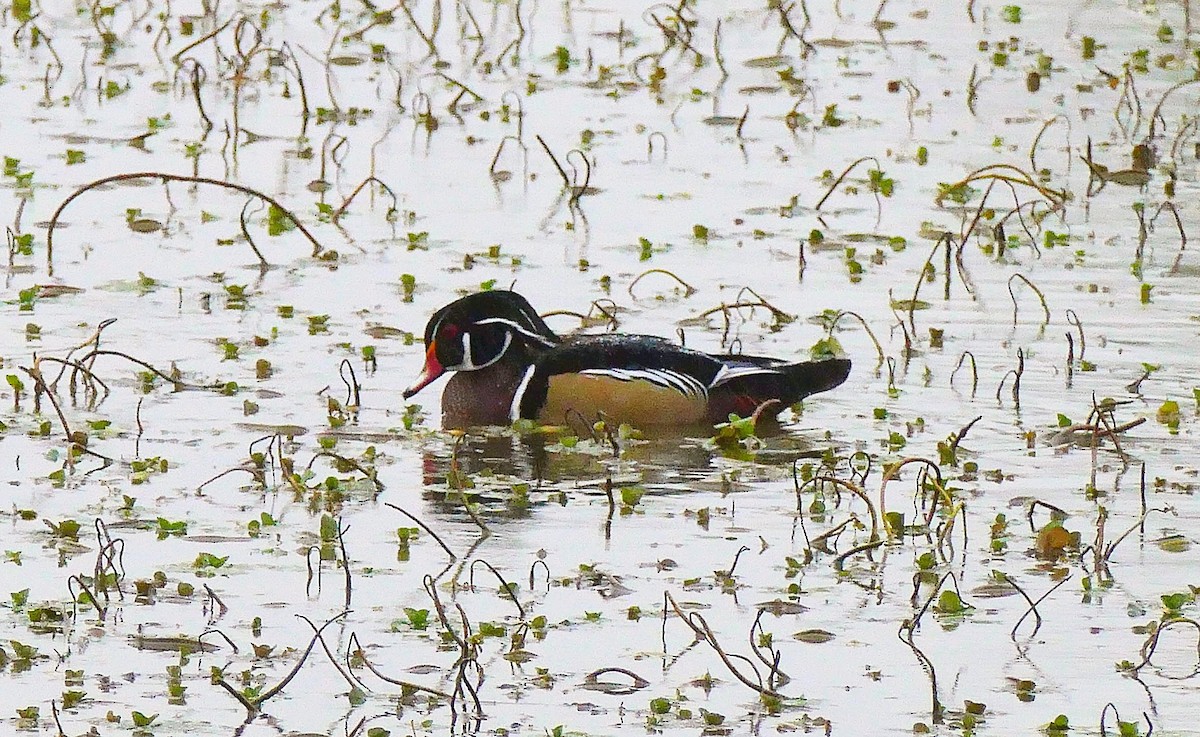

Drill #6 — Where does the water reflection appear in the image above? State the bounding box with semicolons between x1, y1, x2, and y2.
413;423;837;524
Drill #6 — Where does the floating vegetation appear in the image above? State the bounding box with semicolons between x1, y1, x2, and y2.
0;1;1197;736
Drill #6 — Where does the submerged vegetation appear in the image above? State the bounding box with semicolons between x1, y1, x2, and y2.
0;0;1198;735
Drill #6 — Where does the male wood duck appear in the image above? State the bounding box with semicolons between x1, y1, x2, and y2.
403;290;851;428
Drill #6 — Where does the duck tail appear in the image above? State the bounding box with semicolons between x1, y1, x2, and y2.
785;357;852;401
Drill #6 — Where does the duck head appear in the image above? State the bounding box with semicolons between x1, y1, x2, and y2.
403;290;558;399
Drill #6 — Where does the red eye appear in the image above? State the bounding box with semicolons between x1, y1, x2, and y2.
439;323;461;340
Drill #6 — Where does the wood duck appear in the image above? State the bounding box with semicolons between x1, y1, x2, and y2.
403;290;851;428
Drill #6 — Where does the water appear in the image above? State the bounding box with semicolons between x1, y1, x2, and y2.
1;1;1198;734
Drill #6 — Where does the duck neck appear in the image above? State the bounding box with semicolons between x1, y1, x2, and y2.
440;351;533;428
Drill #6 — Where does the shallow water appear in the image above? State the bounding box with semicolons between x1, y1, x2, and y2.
1;1;1199;735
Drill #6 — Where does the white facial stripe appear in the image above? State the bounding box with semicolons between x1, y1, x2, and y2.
474;317;556;348
443;329;513;372
471;330;512;370
510;363;538;420
459;332;475;369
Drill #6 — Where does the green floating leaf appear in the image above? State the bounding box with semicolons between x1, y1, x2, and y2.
890;299;930;311
1155;535;1190;553
936;589;970;614
793;629;835;644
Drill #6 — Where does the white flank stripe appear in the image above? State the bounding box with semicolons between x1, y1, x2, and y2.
711;364;779;388
579;368;708;400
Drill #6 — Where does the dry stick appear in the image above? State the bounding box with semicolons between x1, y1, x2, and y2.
94;520;126;596
1102;506;1171;563
695;300;792;323
847;450;874;485
1029;114;1068;174
663;592;782;698
898;618;942;724
950;351;979;395
50;700;66;737
296;613;363;695
423;575;467;650
448;434;489;535
336;518;353;609
331;176;399;224
1005;572;1071;638
799;474;880;542
647;3;702;60
529;559;550;590
438;71;484;113
712;19;727;78
468;559;525;619
748;609;790;690
996;348;1025;405
212;678;257;712
18;362;74;444
879;458;945;532
500;91;525;141
833;539;885;571
277;42;311;121
993;182;1048;255
627;268;697;297
906;232;956;335
304;546;323;597
490;135;528;181
347;633;453;698
1133;617;1200;672
1007;274;1050;326
791;462;814;550
397;0;439;57
807;518;853;553
1139;463;1148;534
732;286;794;323
1169;116;1199;163
237;611;351;709
535;135;571;188
384;504;457;561
814;155;883;214
1151;201;1189;274
948;415;983;455
197;465;265;492
72;349;221;390
1146;78;1200;140
1089;505;1110;579
67;575;106;620
564;148;593;203
339;359;362;407
169;13;239;63
42;355;112;400
179;58;213;135
46;172;325;267
1066;309;1085;362
940;163;1068;211
1100;703;1153;737
1026;498;1068;532
888;290;914;358
307;451;381;492
237;200;270;268
1090;393;1127;460
966;63;980;115
726;545;751;577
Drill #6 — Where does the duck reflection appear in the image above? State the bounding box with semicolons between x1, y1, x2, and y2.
413;424;834;525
